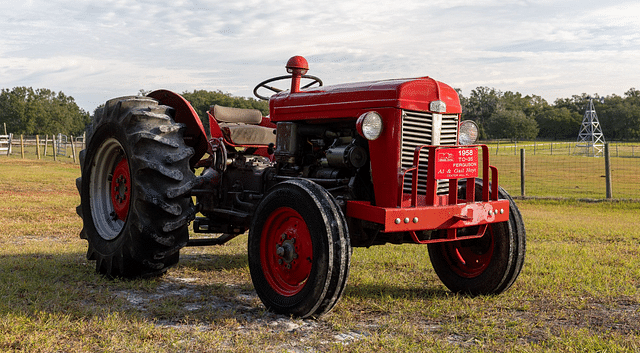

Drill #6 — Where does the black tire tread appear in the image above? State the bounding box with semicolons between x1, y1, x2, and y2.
428;178;526;295
77;96;195;278
248;179;351;318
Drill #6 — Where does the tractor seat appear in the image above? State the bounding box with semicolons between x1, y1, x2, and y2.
210;105;276;146
212;105;263;124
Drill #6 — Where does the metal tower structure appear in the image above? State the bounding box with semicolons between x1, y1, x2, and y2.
575;98;605;157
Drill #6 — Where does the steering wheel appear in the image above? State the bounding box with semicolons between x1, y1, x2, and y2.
253;74;323;101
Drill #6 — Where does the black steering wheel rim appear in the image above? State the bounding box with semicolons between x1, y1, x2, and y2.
253;74;323;100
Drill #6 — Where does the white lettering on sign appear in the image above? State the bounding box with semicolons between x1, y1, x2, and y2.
435;148;479;179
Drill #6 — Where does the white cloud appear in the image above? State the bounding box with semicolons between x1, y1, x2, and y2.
0;0;638;111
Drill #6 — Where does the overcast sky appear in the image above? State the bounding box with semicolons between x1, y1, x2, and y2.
1;0;638;112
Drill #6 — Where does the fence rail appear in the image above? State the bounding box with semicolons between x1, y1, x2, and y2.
0;134;85;163
0;134;12;154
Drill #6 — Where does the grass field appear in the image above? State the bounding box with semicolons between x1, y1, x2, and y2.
1;158;639;352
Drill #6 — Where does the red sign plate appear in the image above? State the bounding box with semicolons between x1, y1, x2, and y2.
435;148;479;179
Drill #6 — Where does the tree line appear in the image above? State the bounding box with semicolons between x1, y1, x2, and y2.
0;87;90;136
3;85;639;142
459;87;640;141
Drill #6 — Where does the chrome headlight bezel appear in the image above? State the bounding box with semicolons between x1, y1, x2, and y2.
458;120;479;145
356;111;384;141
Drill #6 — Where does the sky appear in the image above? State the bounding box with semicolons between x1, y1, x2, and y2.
1;0;639;112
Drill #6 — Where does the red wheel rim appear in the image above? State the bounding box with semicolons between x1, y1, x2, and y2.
110;157;131;222
260;207;313;296
443;226;495;278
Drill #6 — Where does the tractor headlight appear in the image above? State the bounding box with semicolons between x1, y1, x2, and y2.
458;120;479;145
356;111;383;140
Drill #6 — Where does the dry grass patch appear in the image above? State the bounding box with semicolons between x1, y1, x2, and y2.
0;158;639;352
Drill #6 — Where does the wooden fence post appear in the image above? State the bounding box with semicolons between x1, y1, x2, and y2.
71;135;77;164
53;135;57;162
20;135;24;159
605;143;612;199
36;135;41;159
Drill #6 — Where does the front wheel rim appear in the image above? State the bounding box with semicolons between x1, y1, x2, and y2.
89;138;129;241
443;226;495;278
260;207;313;296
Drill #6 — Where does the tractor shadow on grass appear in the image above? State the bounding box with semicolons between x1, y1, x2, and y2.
344;282;451;302
177;252;248;272
1;247;456;327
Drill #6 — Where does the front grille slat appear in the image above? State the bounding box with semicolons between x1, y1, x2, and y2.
401;110;459;195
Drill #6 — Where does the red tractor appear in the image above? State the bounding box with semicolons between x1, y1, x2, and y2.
77;56;525;318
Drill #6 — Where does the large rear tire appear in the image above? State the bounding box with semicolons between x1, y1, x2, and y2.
76;96;196;277
428;179;526;295
248;179;351;318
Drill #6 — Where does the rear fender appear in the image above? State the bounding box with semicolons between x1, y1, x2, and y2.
207;111;224;140
147;90;209;166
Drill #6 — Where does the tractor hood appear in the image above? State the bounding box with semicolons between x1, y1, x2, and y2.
269;77;461;122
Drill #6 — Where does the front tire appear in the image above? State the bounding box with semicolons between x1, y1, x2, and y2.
76;97;196;277
428;179;526;295
248;180;351;318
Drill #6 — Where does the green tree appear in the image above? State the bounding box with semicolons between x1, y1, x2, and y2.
486;109;539;140
0;87;90;135
501;91;548;118
597;94;640;140
535;106;582;140
553;93;591;116
462;87;502;139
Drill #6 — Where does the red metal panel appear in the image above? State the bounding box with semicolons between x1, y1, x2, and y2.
346;199;510;232
268;77;461;122
368;108;404;207
147;90;209;164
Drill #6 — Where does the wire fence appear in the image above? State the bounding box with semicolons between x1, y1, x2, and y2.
2;135;638;201
485;141;640;201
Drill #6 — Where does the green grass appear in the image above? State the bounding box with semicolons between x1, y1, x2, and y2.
1;158;639;352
